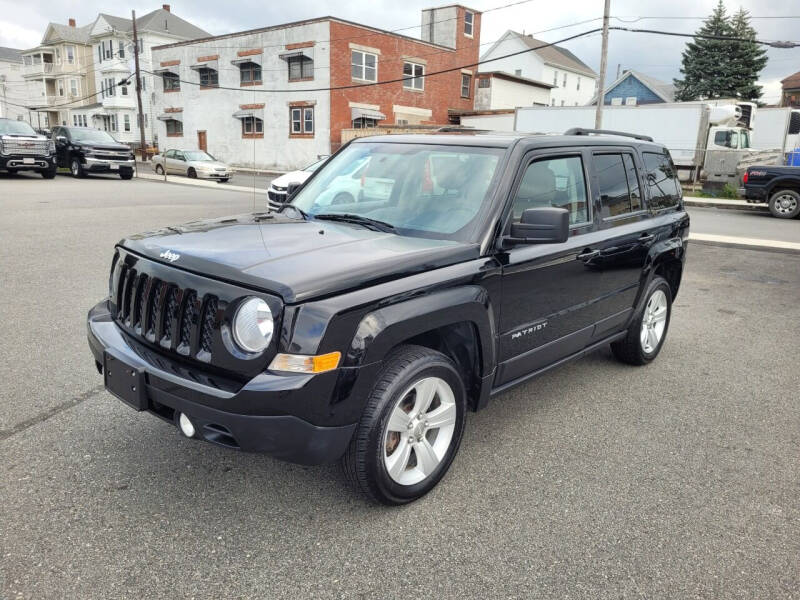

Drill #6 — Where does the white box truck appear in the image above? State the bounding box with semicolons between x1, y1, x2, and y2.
750;107;800;158
513;102;755;181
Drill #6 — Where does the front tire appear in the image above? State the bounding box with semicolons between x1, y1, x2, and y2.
70;157;85;178
768;189;800;219
187;167;197;179
611;275;672;365
154;164;164;175
342;345;467;505
119;168;133;180
41;164;57;179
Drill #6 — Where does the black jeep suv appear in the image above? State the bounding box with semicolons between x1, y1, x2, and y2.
87;130;689;504
52;126;135;179
0;118;57;177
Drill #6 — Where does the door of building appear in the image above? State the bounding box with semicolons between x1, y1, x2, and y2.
197;130;207;152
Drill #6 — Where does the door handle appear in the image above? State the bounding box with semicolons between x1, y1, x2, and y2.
639;233;655;244
577;248;600;261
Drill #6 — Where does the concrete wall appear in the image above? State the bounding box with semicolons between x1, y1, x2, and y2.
151;21;332;170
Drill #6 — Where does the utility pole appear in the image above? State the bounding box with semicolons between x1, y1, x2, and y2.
132;10;148;163
594;0;611;129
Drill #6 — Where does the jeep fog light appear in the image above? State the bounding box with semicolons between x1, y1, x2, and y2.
269;351;341;374
233;297;274;353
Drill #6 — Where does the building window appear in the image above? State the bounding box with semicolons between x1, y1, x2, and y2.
66;45;75;64
121;84;129;96
352;117;378;129
478;77;490;88
166;119;183;136
141;76;146;91
124;114;131;132
288;56;313;81
70;79;78;96
118;41;125;59
162;72;180;92
104;41;112;60
110;114;118;132
560;100;565;106
290;106;314;135
199;67;218;88
351;50;377;82
577;76;581;91
239;62;262;85
563;73;567;87
57;80;64;96
551;98;555;106
101;77;116;98
464;11;474;36
553;71;558;86
403;62;424;90
460;74;471;98
515;69;522;77
241;116;263;137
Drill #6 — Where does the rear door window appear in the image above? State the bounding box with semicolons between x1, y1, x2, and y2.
593;152;643;219
642;151;681;210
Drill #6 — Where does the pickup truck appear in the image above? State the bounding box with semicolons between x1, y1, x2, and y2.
52;126;135;179
0;118;57;178
740;165;800;219
87;129;689;504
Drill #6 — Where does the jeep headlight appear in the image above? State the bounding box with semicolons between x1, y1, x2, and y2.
233;297;274;353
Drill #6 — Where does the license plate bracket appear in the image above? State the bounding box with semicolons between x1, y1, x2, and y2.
104;352;147;411
109;163;119;170
23;158;34;164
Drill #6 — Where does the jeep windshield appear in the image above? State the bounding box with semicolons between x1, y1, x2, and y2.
0;120;37;136
70;129;119;143
289;142;504;241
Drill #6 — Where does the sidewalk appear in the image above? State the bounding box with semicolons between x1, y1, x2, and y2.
135;170;268;195
683;196;768;212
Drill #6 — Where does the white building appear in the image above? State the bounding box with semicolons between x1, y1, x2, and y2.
474;71;553;110
479;30;598;107
0;47;26;120
72;6;208;147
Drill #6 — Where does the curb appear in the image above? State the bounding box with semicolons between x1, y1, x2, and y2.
135;171;268;195
683;197;768;213
689;233;800;254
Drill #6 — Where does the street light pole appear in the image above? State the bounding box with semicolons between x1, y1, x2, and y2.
132;10;148;163
594;0;611;129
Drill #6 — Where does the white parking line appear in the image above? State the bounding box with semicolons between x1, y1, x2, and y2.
689;233;800;252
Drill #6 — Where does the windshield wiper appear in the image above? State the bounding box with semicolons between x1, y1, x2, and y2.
314;213;395;233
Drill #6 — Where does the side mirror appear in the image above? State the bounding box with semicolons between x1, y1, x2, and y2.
287;181;302;198
505;207;569;246
56;135;67;143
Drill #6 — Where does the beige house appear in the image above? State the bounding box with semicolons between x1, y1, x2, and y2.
21;19;97;129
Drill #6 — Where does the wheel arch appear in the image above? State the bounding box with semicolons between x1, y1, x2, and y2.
766;179;800;198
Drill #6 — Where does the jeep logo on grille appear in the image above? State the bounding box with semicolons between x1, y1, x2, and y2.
159;249;180;263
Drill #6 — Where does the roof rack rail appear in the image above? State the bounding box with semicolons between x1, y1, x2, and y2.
563;127;654;142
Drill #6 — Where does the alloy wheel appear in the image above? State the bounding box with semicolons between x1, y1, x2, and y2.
773;194;798;215
640;289;668;353
382;376;457;486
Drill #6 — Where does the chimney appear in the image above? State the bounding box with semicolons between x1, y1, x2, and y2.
68;18;76;27
162;4;170;11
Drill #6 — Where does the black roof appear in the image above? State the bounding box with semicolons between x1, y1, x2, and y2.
351;131;667;151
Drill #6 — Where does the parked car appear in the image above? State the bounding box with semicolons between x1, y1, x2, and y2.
267;157;327;211
52;126;135;179
740;165;800;219
0;118;56;178
87;130;689;504
152;149;231;182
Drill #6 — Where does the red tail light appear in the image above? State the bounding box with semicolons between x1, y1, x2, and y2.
743;171;749;183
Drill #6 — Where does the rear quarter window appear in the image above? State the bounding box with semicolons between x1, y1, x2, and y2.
642;151;681;211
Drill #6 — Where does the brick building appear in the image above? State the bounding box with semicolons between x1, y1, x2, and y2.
150;5;481;170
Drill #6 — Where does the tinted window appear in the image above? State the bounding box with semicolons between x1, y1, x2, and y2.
643;151;681;210
594;153;642;219
512;156;588;225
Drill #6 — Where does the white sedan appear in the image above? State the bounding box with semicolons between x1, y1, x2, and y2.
152;149;232;182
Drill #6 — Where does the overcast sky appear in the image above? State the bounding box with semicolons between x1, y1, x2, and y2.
1;0;797;102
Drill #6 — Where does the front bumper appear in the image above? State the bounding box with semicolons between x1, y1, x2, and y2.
196;169;230;179
0;154;55;170
87;301;357;465
84;157;135;172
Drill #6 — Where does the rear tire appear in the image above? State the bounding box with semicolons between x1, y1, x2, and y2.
219;178;229;183
611;275;672;366
768;189;800;219
342;345;467;505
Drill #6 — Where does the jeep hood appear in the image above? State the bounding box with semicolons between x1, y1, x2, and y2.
119;213;479;303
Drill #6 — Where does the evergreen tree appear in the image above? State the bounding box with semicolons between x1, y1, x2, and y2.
674;0;739;101
728;7;768;101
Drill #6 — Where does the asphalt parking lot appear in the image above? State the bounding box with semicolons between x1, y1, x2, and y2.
1;173;799;599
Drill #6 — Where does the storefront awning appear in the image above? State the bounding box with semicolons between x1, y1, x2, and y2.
278;49;313;61
232;109;259;119
157;113;183;122
351;107;386;121
152;66;175;74
190;60;218;71
231;56;261;67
